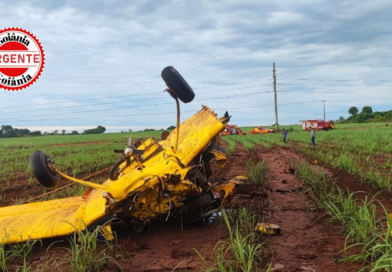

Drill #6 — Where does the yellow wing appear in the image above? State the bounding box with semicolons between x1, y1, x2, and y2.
0;187;108;244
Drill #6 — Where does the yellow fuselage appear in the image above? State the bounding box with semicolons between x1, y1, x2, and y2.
0;106;226;244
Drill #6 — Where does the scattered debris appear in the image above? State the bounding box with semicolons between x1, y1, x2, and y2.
256;223;281;235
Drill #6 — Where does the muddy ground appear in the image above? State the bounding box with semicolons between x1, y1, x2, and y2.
4;142;390;271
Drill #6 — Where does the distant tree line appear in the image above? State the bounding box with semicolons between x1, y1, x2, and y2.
0;125;106;138
0;125;41;138
337;106;392;123
83;125;106;134
142;126;175;132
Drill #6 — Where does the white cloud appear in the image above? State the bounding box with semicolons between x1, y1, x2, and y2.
267;11;305;27
0;0;391;131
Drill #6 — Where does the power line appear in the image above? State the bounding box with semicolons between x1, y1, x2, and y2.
0;85;273;115
278;90;392;93
268;64;392;68
194;78;270;89
3;71;392;124
0;91;164;109
279;78;392;83
6;98;389;123
0;100;342;123
0;105;266;123
277;83;392;87
322;98;391;102
0;91;270;122
0;80;272;110
279;98;391;105
3;76;389;112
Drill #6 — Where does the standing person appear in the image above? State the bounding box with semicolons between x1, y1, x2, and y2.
310;127;316;147
282;128;288;143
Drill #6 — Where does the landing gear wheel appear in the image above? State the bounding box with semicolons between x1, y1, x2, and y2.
109;157;126;181
161;66;195;103
29;151;60;189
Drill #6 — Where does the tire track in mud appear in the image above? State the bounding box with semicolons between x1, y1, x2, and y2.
251;145;361;272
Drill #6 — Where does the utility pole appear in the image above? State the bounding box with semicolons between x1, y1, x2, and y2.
322;100;325;121
273;63;279;131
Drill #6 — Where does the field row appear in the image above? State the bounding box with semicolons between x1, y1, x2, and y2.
222;126;392;190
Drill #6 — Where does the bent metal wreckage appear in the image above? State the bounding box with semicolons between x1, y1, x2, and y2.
0;66;260;244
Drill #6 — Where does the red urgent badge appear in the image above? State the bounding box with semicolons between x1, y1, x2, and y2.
0;28;45;91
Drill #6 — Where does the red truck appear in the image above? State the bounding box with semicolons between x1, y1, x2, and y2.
221;125;246;136
301;120;335;131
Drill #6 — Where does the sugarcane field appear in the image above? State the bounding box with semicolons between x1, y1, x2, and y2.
1;1;391;272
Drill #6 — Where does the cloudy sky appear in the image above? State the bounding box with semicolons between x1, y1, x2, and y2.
0;0;391;133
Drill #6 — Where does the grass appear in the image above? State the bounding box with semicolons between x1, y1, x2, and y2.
221;131;392;271
0;222;124;271
1;122;390;194
368;208;392;271
194;140;270;271
195;208;265;272
67;229;120;271
293;161;329;210
0;238;40;272
47;222;123;272
291;160;392;270
1;123;392;270
325;190;380;247
0;132;163;192
294;144;392;191
246;159;269;185
342;206;392;271
221;137;237;157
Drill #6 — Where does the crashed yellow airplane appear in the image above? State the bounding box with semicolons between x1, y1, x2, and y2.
0;66;255;244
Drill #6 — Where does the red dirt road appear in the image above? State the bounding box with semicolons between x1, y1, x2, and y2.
256;145;361;271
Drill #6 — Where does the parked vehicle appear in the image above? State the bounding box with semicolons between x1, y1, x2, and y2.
252;126;275;134
301;120;335;131
221;125;246;136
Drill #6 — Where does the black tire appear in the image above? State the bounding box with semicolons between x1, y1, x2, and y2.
161;66;195;103
109;157;126;181
29;151;60;189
